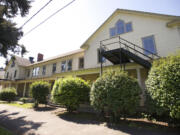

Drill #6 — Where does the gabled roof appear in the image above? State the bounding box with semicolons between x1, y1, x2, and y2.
14;55;31;66
80;8;180;48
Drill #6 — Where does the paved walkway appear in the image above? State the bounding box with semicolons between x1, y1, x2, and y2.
0;104;179;135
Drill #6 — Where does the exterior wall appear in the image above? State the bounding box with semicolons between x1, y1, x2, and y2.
5;60;25;80
84;12;180;69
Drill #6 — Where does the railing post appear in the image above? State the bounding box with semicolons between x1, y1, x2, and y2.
118;36;123;69
100;41;103;77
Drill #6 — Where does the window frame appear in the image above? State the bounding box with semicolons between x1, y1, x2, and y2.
67;59;72;71
52;63;56;73
78;57;84;69
14;70;17;78
116;20;125;35
42;65;46;75
61;61;66;72
125;22;133;33
141;35;157;55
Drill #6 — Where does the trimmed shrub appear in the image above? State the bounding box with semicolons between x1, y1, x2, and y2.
90;70;141;121
146;51;180;120
30;81;50;108
51;77;90;112
0;87;17;102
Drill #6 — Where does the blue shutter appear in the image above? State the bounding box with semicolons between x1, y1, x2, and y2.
125;22;132;32
110;27;116;37
142;36;156;55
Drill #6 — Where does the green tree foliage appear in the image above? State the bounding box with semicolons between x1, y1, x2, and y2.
51;78;90;112
90;70;141;121
30;81;50;108
0;87;17;102
146;51;180;120
0;0;32;58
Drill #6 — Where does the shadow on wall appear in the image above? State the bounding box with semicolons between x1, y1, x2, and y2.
0;110;44;135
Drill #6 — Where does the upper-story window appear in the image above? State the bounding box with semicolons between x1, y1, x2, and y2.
67;60;72;71
14;70;17;78
42;65;46;75
52;63;56;73
6;72;9;79
79;57;84;69
11;61;15;67
116;20;125;35
110;20;133;37
32;67;39;77
142;35;156;55
61;61;66;72
125;22;133;32
97;48;106;63
27;70;30;77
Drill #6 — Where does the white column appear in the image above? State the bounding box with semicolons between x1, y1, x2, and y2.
23;83;27;97
136;68;142;87
136;68;144;106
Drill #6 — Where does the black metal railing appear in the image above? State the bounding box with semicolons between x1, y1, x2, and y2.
100;36;161;61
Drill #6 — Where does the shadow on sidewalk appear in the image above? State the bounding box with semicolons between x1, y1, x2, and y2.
0;110;44;135
57;111;180;135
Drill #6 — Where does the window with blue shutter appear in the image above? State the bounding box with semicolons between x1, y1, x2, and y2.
109;20;133;37
125;22;132;32
116;20;125;34
110;27;116;37
142;36;156;55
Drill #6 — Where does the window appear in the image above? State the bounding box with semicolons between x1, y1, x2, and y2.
79;57;84;69
52;63;56;73
27;70;30;77
11;61;15;67
125;22;132;32
110;27;116;37
116;20;125;34
42;65;46;75
67;60;72;71
109;20;133;37
97;48;105;63
61;61;66;72
14;70;17;78
6;72;9;79
32;67;39;77
142;36;156;55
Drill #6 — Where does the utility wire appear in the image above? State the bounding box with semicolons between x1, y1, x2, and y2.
20;0;53;28
23;0;76;36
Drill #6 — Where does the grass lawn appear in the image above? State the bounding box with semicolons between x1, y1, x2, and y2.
0;126;13;135
0;101;33;109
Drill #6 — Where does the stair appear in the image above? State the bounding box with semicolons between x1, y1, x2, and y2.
100;36;160;69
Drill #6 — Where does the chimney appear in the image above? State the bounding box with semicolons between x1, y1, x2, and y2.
37;53;43;62
29;57;34;63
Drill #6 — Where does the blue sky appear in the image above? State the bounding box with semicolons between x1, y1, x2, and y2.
0;0;180;67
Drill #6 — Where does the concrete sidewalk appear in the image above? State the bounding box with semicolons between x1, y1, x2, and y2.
0;104;179;135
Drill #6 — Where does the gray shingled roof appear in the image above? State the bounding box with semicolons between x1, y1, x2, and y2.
14;56;31;66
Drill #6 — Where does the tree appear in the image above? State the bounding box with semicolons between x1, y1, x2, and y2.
0;0;32;58
30;81;50;108
51;78;90;112
146;51;180;120
90;70;141;122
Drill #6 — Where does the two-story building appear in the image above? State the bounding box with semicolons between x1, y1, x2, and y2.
0;9;180;105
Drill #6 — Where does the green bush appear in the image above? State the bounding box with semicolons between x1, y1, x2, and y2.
146;51;180;120
30;81;50;108
90;70;141;121
0;87;17;102
51;77;90;112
